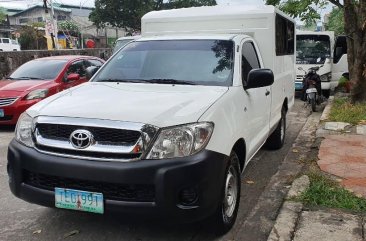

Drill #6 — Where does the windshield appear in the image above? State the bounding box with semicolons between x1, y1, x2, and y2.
296;35;331;64
113;39;134;53
94;40;234;86
9;59;68;80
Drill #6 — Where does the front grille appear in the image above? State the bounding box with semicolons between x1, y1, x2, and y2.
37;123;141;145
35;145;141;159
0;115;12;121
24;171;155;202
0;97;17;107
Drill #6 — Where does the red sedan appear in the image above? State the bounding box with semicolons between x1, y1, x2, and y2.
0;55;104;125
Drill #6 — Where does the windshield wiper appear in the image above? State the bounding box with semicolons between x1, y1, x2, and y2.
15;76;44;80
144;78;196;85
95;79;146;83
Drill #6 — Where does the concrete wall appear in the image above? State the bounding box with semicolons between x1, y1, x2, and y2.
0;48;112;78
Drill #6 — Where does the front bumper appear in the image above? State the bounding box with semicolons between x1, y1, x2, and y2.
7;140;228;222
0;99;39;125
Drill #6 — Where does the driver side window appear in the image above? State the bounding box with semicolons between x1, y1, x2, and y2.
241;41;261;85
67;60;86;77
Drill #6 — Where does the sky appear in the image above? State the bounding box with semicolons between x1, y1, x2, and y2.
0;0;274;9
0;0;332;22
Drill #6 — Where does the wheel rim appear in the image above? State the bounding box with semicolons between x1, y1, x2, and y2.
223;165;238;218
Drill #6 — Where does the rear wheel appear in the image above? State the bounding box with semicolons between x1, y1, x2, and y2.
212;151;241;235
311;98;316;112
265;108;286;150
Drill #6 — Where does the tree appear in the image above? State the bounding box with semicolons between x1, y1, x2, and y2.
325;7;345;36
90;0;216;32
267;0;366;103
0;7;6;23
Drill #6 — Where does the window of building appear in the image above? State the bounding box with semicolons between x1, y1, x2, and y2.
57;15;67;21
19;18;29;24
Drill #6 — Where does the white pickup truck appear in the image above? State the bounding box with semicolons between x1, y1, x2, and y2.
0;38;20;51
8;5;295;233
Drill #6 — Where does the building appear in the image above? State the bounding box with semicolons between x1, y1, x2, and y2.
8;4;71;26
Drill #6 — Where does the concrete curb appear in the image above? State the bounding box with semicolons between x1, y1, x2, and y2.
267;175;310;241
320;96;334;122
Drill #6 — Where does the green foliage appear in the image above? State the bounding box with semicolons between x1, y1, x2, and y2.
58;21;79;32
0;7;6;23
266;0;328;26
325;7;345;35
18;26;37;50
298;172;366;211
90;0;217;31
328;96;366;125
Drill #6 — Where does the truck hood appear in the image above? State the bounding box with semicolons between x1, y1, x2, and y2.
0;79;52;93
28;82;228;127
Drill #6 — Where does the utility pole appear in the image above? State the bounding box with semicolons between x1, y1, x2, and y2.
49;0;59;49
43;0;58;49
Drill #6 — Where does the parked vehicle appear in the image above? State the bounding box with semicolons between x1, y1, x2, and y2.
112;35;141;53
295;31;348;98
299;66;323;112
8;5;295;233
0;38;20;51
0;55;104;125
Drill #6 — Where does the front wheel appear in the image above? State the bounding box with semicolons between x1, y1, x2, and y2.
265;108;286;150
212;151;241;234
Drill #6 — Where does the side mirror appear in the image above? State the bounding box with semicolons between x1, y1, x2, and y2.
335;47;343;58
66;73;80;82
86;66;99;80
245;69;274;90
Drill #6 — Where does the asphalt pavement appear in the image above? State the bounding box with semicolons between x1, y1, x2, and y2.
0;99;311;241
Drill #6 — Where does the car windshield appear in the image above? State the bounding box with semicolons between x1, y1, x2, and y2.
94;40;234;86
296;35;331;64
113;39;134;53
9;59;68;80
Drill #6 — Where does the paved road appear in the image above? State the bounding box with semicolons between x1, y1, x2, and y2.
0;99;310;241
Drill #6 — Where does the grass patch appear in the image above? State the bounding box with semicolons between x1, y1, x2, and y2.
297;172;366;212
328;97;366;125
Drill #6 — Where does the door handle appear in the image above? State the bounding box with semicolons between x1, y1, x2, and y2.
265;90;270;96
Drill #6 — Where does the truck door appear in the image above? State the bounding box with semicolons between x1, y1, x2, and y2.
332;35;348;82
241;40;271;158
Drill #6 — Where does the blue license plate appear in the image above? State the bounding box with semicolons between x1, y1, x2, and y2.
0;109;4;118
55;188;104;214
295;82;303;90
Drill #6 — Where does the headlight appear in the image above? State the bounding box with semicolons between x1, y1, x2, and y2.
147;122;214;159
15;112;34;147
320;74;331;82
25;89;48;100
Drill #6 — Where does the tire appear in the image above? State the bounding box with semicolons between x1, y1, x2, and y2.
212;151;241;235
322;89;330;99
265;108;286;150
311;98;316;112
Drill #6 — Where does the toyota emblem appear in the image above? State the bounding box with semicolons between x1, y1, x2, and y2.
70;130;94;149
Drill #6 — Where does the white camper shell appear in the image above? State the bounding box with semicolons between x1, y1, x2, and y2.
10;5;295;233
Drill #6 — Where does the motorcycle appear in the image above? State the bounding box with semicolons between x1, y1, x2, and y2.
298;66;323;112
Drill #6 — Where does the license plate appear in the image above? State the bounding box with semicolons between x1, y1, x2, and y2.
295;82;303;90
55;188;104;214
0;109;4;118
306;88;318;94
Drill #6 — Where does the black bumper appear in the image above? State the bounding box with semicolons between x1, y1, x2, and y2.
7;139;228;222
